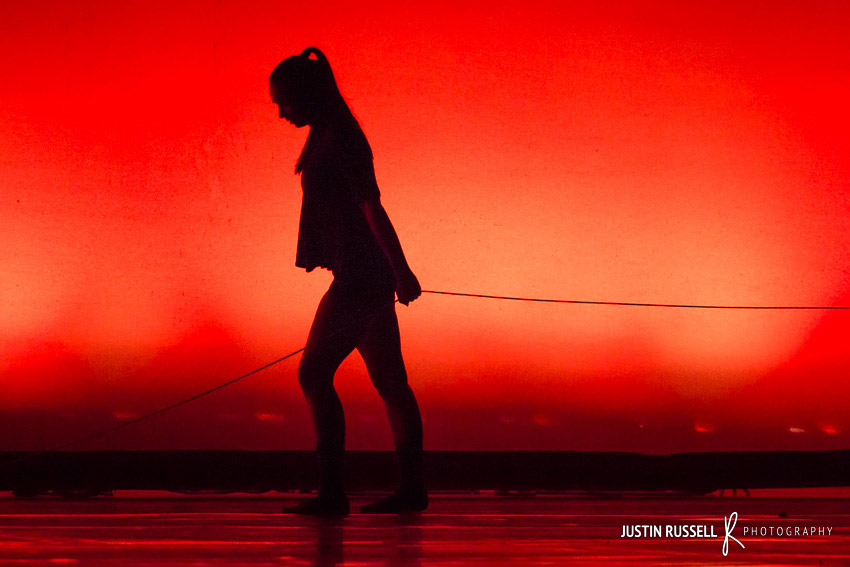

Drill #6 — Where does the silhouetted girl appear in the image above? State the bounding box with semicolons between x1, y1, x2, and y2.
270;47;426;515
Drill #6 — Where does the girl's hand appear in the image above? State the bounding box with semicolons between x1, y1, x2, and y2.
395;268;422;305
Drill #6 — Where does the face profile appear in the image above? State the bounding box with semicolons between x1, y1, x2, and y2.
269;82;309;127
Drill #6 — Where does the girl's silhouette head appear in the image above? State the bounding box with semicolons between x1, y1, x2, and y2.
270;46;349;128
270;47;365;174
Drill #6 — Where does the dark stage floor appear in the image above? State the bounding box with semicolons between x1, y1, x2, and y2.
1;490;849;566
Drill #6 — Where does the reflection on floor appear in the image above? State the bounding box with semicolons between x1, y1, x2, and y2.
1;491;848;566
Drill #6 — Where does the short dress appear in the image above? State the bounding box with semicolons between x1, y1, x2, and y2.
295;121;395;306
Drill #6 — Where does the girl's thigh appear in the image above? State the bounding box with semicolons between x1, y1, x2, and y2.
356;302;407;389
301;283;370;375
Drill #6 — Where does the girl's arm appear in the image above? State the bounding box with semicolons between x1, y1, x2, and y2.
360;197;421;305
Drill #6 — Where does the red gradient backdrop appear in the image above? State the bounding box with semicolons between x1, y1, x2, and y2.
2;0;849;452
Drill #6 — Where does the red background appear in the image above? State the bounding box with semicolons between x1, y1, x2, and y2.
2;0;849;453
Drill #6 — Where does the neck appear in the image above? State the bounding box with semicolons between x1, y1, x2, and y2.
315;100;352;128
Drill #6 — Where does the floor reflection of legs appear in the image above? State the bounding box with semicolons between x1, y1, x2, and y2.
388;514;424;567
312;517;345;567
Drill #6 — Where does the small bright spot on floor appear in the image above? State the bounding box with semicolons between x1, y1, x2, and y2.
255;412;285;422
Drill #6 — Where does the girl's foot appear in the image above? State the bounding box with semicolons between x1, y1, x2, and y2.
282;493;350;517
360;489;428;514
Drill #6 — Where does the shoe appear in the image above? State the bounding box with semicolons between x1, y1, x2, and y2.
360;489;428;514
282;493;350;517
